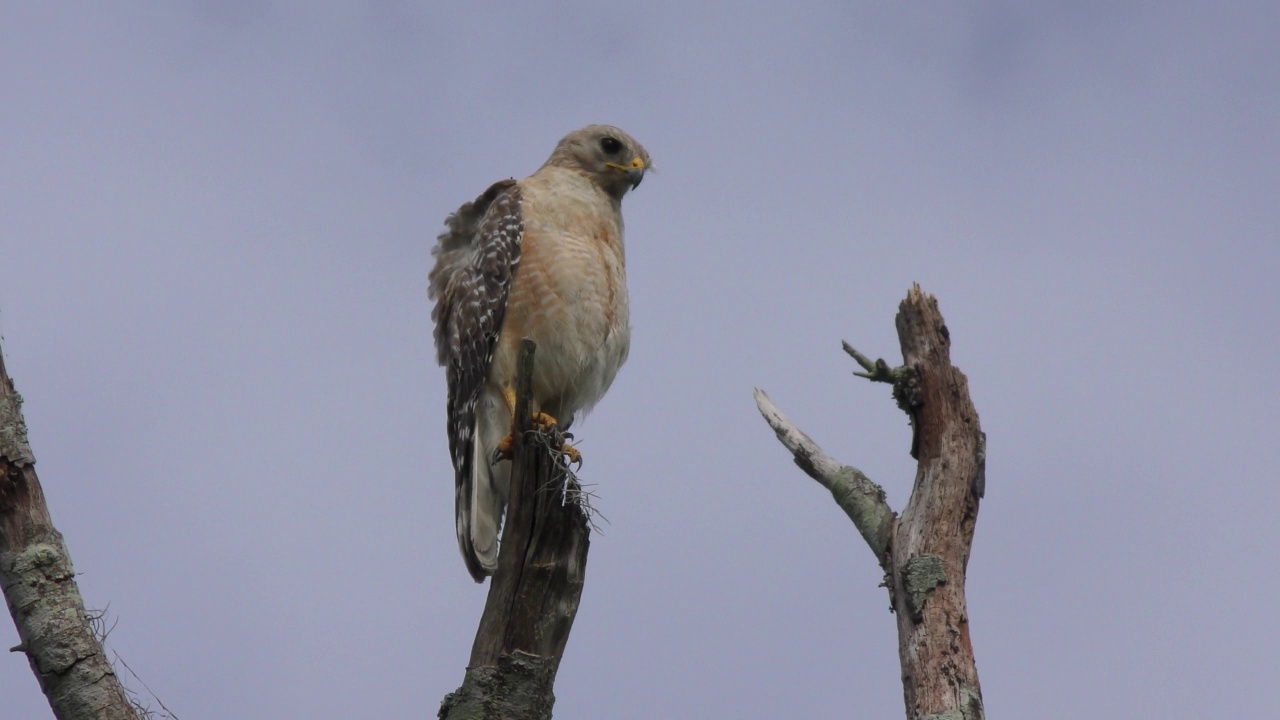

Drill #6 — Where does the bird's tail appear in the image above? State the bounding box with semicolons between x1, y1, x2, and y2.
456;400;510;582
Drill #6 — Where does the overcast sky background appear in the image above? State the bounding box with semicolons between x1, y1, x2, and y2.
2;2;1278;718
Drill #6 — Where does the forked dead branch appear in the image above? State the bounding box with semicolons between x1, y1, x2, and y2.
755;285;987;720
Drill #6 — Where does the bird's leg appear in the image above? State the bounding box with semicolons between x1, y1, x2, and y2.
491;387;582;466
501;387;558;433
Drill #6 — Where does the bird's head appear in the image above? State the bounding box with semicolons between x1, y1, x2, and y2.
543;125;650;200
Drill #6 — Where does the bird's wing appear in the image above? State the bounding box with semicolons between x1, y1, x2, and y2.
429;178;523;580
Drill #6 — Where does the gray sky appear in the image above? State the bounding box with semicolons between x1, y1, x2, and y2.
3;2;1278;718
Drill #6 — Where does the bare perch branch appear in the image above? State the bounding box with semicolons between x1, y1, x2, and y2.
0;345;141;719
440;339;592;720
753;389;895;564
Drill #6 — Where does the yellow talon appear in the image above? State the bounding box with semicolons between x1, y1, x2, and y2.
497;388;581;464
493;433;515;463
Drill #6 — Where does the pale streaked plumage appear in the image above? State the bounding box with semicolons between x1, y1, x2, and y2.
429;125;650;581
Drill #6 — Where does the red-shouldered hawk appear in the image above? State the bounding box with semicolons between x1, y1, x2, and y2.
429;125;650;582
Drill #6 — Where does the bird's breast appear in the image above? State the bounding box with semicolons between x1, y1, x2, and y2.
491;187;630;418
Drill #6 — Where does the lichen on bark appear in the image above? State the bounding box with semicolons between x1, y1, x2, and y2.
438;652;555;720
901;554;946;620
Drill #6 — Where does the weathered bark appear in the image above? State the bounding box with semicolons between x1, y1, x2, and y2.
756;285;985;720
439;339;591;720
0;347;140;719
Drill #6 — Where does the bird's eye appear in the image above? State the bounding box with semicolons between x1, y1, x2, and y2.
600;137;623;154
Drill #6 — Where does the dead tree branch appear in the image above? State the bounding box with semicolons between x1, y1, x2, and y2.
756;284;986;720
0;344;141;719
439;339;592;720
754;390;895;566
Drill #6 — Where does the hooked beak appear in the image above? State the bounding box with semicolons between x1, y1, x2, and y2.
608;157;648;189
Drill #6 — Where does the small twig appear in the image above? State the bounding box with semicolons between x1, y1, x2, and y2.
843;341;896;383
845;340;922;450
